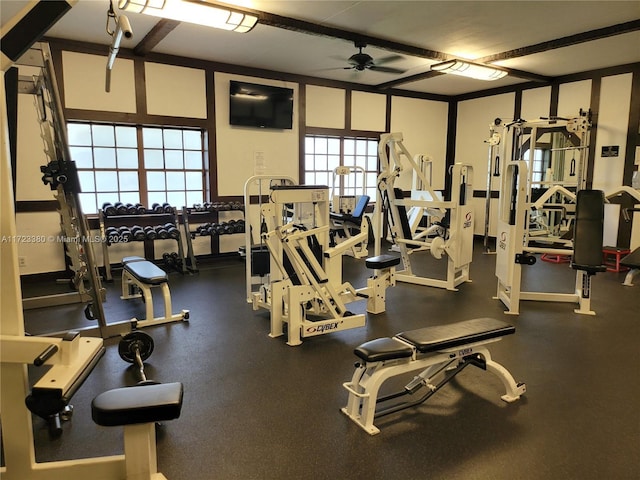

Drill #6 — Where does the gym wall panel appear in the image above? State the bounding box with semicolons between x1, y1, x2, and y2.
557;80;591;117
145;63;206;119
521;86;551;122
62;51;136;113
592;73;633;247
455;92;515;235
306;85;345;129
389;96;449;191
15;212;66;275
351;91;386;132
214;72;299;196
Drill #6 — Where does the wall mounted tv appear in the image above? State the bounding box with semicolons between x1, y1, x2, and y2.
229;81;294;129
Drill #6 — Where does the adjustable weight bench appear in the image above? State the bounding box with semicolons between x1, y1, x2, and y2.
121;256;189;328
621;247;640;286
341;317;526;435
92;382;183;480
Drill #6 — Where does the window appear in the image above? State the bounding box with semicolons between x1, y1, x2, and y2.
67;123;206;214
524;147;551;185
304;135;378;200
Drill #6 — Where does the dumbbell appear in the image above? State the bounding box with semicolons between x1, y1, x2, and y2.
105;226;119;242
135;203;147;214
213;223;226;235
131;225;146;241
162;203;173;213
164;223;180;240
156;226;169;239
126;203;137;214
162;252;176;270
118;226;132;242
171;252;183;271
114;202;128;215
234;219;245;233
222;221;235;235
118;331;158;386
102;202;117;216
231;202;244;211
152;203;164;214
144;226;158;240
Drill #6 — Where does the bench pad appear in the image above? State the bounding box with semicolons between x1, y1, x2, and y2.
397;317;515;354
366;254;401;270
354;337;413;362
621;247;640;268
92;382;183;427
124;259;167;285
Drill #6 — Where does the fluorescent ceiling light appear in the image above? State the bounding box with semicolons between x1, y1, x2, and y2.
118;0;258;33
431;59;507;81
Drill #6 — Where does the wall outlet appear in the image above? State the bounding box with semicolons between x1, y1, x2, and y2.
18;257;27;267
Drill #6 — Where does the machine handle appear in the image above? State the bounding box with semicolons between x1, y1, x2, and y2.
33;344;58;367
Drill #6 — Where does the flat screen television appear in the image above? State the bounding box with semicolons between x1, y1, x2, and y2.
229;81;294;129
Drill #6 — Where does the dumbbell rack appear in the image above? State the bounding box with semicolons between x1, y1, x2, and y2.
182;203;245;272
99;207;187;281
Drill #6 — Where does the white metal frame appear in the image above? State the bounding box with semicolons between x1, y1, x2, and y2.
374;132;475;291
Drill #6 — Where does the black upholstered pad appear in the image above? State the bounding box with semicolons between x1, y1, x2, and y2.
354;337;413;362
397;318;515;353
92;382;183;427
621;247;640;268
124;259;167;285
365;254;401;270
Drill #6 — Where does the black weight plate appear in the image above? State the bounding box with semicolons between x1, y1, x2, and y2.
118;331;154;363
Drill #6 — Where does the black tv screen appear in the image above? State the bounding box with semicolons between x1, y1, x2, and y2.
229;81;294;129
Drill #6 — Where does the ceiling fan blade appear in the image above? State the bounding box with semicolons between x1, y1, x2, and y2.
369;65;406;74
375;54;404;65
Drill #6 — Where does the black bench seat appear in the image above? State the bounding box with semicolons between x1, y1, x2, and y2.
355;337;413;362
621;247;640;269
397;317;515;354
123;256;167;285
365;254;400;270
92;382;183;427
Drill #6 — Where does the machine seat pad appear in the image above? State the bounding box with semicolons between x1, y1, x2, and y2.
397;318;515;354
366;254;401;270
354;337;413;362
621;247;640;268
124;259;167;285
92;382;183;427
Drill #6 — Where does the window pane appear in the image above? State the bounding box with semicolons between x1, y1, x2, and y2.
166;171;185;190
119;192;140;205
304;154;315;169
67;124;91;146
304;172;314;184
328;155;340;171
328;138;340;155
184;151;202;169
95;170;118;191
167;191;185;208
315;137;327;154
115;126;137;147
144;149;164;169
97;192;117;208
344;139;355;155
305;137;315;154
148;191;166;206
70;146;93;168
183;130;201;150
316;154;327;171
77;171;95;191
163;129;183;149
367;156;377;171
78;193;97;214
355;156;367;169
143;128;163;148
343;155;355;167
94;148;116;168
165;150;183;169
316;172;329;186
92;125;115;147
119;171;139;191
186;190;203;206
186;171;202;189
367;140;377;155
356;139;367;155
366;173;377;190
147;171;166;191
117;148;138;169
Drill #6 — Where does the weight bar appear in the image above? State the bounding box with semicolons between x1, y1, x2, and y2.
118;331;158;386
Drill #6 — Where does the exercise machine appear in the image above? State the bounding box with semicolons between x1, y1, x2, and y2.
249;181;399;345
341;317;526;435
374;132;475;291
120;256;189;327
494;115;607;314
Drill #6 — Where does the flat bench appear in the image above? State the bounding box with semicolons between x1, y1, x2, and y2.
121;256;189;328
92;382;183;479
342;317;525;435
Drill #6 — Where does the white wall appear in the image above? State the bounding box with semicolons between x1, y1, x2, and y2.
351;91;386;132
306;85;344;128
145;62;207;118
214;72;299;194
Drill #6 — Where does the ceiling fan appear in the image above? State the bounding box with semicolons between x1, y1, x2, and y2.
343;41;406;74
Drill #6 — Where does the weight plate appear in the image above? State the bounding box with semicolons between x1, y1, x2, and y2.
118;331;154;363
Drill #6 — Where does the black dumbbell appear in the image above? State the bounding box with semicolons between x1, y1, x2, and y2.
126;203;137;214
102;202;117;216
135;203;147;214
118;331;158;386
162;203;173;213
131;226;146;241
144;226;158;240
223;222;235;235
156;226;169;239
163;223;180;240
115;202;128;215
162;252;175;270
152;203;164;214
118;226;132;242
234;219;245;233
